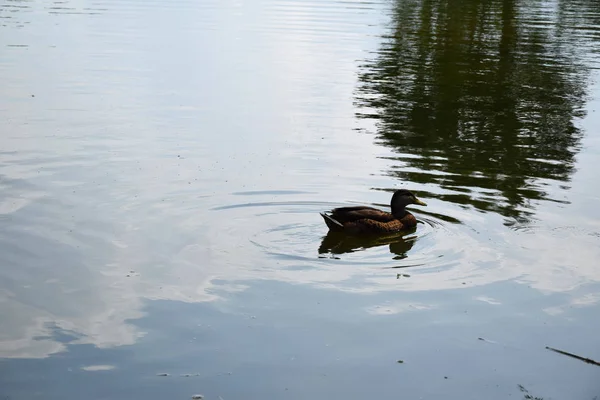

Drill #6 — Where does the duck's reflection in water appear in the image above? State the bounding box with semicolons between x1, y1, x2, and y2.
318;227;418;260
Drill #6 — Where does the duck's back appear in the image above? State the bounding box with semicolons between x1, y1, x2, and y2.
330;206;396;223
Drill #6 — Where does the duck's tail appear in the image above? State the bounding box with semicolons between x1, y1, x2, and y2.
320;213;344;232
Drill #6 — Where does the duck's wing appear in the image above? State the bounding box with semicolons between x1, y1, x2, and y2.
329;206;396;223
346;218;405;234
320;212;345;231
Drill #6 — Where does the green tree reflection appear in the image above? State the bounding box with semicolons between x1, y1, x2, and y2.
355;0;598;219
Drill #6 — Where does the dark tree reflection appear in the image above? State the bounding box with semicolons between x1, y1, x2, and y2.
355;0;599;219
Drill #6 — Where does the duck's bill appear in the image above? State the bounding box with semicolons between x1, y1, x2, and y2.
413;198;427;206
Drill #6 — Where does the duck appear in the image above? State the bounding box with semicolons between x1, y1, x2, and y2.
320;189;427;235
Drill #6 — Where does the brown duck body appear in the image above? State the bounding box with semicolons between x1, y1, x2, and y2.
320;189;426;235
320;206;418;235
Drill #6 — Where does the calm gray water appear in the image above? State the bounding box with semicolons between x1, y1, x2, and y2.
1;0;599;399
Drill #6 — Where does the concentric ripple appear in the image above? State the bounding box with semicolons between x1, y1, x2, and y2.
210;195;496;287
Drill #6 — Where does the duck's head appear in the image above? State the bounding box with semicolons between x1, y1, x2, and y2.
391;189;427;216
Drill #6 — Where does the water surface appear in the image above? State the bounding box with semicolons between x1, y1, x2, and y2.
1;0;600;399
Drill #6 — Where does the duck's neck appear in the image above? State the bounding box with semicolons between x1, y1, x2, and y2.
391;207;409;219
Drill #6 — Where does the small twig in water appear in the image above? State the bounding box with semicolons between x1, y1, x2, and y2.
545;346;600;367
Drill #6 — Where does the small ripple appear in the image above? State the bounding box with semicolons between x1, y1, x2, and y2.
212;196;483;281
212;200;339;211
231;190;314;196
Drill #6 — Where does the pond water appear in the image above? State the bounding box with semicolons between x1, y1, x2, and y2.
1;0;599;399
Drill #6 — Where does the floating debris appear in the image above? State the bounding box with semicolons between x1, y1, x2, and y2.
546;346;600;367
191;395;204;399
156;373;169;377
477;337;497;344
396;360;404;364
518;384;544;400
